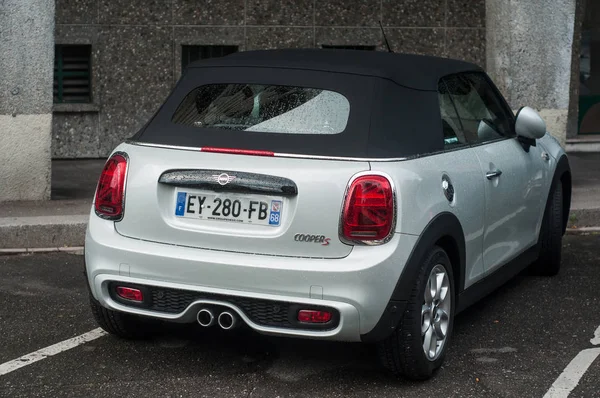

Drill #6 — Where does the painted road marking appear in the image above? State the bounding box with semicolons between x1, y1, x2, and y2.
543;348;600;398
591;325;600;346
544;324;600;398
0;328;106;377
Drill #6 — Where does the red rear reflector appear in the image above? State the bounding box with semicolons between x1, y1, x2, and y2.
116;286;143;302
201;147;274;157
341;174;394;243
94;153;128;220
297;310;332;323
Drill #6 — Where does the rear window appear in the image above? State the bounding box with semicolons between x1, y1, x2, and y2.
171;84;350;135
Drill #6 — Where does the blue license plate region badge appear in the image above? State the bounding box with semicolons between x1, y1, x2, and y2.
269;200;282;226
175;191;187;216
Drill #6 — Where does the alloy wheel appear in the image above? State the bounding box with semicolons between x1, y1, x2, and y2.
421;264;451;361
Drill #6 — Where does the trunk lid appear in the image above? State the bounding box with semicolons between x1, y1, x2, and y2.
114;143;369;258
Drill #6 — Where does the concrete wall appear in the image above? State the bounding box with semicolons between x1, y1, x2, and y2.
0;0;54;200
486;0;577;145
567;0;585;139
53;0;487;158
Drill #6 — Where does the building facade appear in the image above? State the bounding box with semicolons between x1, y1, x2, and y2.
579;0;600;147
52;0;487;158
0;0;593;200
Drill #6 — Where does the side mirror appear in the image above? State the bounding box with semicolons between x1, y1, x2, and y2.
515;106;546;140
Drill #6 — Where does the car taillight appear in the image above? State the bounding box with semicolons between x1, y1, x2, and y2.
201;147;274;157
94;153;128;220
116;286;143;302
297;310;332;323
341;174;395;244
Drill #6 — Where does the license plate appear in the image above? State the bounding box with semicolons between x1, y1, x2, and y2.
174;189;283;226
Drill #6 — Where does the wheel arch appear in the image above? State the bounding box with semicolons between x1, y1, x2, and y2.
360;212;466;342
392;212;466;298
550;155;571;235
434;235;463;295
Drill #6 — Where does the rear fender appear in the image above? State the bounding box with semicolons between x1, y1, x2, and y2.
361;212;465;342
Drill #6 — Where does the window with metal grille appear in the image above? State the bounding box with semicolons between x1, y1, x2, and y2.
181;45;238;71
321;45;376;51
54;45;92;103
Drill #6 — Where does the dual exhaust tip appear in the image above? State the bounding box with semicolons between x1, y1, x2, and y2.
197;308;237;330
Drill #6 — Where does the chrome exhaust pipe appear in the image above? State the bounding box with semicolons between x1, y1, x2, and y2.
197;308;216;327
217;311;237;330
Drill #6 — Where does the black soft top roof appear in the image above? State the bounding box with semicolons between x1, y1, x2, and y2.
187;49;483;91
137;50;488;158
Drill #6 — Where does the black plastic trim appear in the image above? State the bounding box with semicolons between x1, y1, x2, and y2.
359;300;407;343
517;136;536;151
549;155;572;235
109;282;340;331
360;212;465;342
158;169;298;196
456;244;539;313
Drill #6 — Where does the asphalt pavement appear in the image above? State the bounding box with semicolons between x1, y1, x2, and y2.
1;235;599;397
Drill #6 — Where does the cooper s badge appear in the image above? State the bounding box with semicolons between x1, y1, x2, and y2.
294;233;331;246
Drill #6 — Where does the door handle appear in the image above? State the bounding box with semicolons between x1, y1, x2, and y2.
486;169;502;180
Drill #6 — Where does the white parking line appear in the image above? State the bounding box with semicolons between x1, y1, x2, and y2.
543;348;600;398
543;324;600;398
0;328;106;377
544;326;600;398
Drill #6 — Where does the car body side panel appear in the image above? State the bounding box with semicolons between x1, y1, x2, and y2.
372;148;486;289
471;138;549;274
539;132;567;161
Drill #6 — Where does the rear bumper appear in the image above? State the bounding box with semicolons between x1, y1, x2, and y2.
85;214;418;342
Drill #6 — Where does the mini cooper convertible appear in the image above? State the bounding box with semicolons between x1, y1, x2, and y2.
86;49;571;379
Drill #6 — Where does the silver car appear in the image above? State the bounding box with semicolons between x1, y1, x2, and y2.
85;49;571;379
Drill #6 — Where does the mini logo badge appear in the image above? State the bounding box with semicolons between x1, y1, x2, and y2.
212;173;236;186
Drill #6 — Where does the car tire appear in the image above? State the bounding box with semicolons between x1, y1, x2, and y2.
530;180;563;276
377;246;455;380
89;294;158;339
